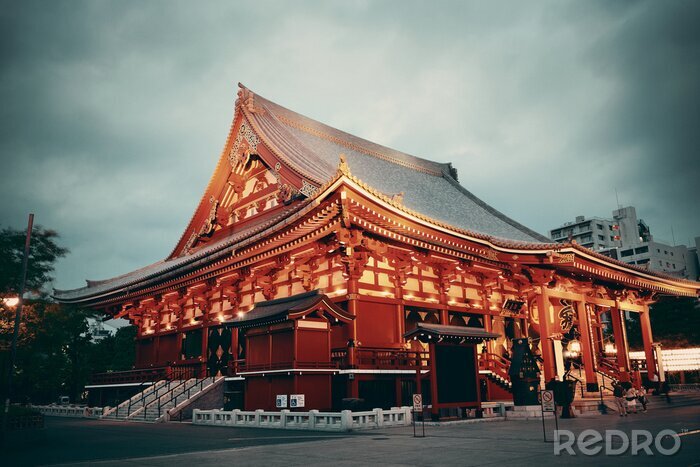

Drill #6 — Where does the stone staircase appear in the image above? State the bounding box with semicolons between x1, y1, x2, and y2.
479;353;513;392
102;377;222;422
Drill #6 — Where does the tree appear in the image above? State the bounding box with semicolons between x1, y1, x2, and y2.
88;325;137;375
1;224;69;349
0;225;68;297
626;296;700;350
13;304;97;403
1;224;70;403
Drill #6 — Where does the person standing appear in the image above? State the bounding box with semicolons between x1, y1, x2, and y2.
661;380;672;404
637;386;648;413
625;387;638;414
613;382;627;416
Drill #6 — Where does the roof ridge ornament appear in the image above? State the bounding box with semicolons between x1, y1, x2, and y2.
391;192;404;204
337;154;351;177
236;83;264;114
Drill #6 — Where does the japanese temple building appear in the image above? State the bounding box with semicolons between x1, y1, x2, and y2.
55;84;700;416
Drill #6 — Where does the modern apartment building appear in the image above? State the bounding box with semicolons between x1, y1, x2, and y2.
550;206;699;281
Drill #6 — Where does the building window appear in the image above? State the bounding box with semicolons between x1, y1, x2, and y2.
666;262;671;267
664;250;668;255
610;236;615;241
597;224;603;230
634;246;648;254
637;259;649;264
598;235;605;241
657;249;660;253
621;249;634;257
670;252;674;256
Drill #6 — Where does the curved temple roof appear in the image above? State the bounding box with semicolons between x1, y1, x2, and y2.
245;85;550;244
54;84;700;303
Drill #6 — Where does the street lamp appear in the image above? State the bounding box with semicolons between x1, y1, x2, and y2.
2;213;33;442
2;297;20;308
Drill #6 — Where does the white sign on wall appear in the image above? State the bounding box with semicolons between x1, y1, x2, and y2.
290;394;305;408
276;394;288;408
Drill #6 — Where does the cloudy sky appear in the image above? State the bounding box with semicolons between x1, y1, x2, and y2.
1;0;699;292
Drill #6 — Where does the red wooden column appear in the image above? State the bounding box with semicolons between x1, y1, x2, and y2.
483;314;493;353
639;305;658;382
536;287;556;382
201;304;210;379
347;277;359;398
609;303;630;380
154;309;161;364
231;326;239;373
574;299;597;392
480;286;493;354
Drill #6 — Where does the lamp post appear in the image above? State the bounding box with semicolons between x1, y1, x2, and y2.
2;213;33;440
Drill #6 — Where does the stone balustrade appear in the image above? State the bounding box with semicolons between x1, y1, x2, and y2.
30;405;104;418
192;406;414;431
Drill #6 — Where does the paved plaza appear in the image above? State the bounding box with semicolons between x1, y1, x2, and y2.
6;404;700;466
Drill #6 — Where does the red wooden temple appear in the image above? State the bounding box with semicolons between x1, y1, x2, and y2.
55;84;700;416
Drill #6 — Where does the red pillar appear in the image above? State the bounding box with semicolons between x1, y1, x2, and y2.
483;314;493;354
347;278;359;398
609;305;630;380
537;288;556;382
575;300;597;392
639;306;658;382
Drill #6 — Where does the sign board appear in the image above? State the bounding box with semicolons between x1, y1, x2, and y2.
540;390;555;412
412;394;423;412
275;394;287;408
290;394;305;408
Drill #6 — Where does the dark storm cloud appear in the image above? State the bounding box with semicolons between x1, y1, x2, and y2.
1;0;698;291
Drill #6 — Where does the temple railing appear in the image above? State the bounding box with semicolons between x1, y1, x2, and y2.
169;360;206;379
478;352;511;384
90;367;170;385
90;360;206;385
236;361;339;372
597;356;621;381
355;348;429;370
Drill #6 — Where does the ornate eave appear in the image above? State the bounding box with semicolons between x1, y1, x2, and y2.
54;85;700;308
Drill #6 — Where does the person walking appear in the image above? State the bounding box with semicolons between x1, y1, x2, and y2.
625;387;638;414
613;382;627;416
637;386;648;413
661;380;672;404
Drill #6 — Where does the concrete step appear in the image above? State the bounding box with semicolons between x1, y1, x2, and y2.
101;377;222;423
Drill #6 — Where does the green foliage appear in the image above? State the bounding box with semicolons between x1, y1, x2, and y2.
1;302;96;403
0;225;68;295
626;296;700;350
1;225;135;404
87;325;136;374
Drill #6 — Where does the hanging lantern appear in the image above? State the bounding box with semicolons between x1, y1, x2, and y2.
604;342;617;355
568;338;581;355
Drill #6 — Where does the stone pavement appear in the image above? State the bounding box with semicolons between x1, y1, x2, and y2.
7;404;700;466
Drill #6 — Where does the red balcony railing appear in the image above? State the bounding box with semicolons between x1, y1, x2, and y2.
478;352;511;383
355;347;429;370
234;360;339;372
90;367;170;385
90;360;206;385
